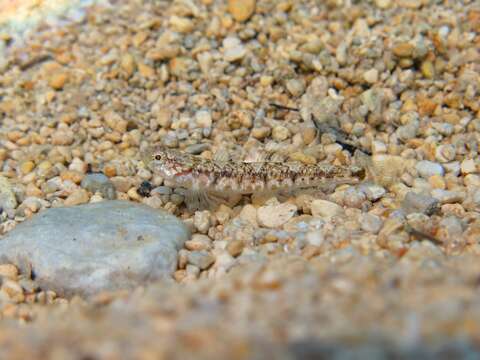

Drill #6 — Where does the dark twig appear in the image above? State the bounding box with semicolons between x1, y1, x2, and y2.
269;103;300;112
268;103;372;156
313;119;372;156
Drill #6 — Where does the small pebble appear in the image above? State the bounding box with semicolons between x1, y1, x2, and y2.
435;144;456;163
257;202;297;228
431;189;465;204
228;0;256;22
223;37;247;62
239;204;258;226
374;0;391;9
461;159;477;174
185;234;212;251
402;192;439;215
0;176;17;216
187;251;215;270
194;210;211;234
64;189;90;206
306;230;324;246
215;205;232;225
360;183;386;202
363;69;379;83
360;213;383;234
110;177;133;193
311;199;343;219
272;126;290;141
343;188;367;209
416;161;444;178
0;264;18;280
48;72;68;90
195;110;212;128
81;173;116;200
392;42;414;57
226;240;244;257
285;79;305;97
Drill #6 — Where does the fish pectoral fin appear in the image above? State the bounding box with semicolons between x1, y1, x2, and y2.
184;189;216;211
183;189;240;211
208;190;242;208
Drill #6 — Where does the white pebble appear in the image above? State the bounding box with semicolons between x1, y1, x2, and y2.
194;210;211;234
257;202;297;228
223;37;246;62
371;141;387;154
363;68;379;83
311;199;343;219
69;158;87;173
195;110;212;128
461;159;477;175
360;184;386;201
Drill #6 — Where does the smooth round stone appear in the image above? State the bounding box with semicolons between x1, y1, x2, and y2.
0;201;189;297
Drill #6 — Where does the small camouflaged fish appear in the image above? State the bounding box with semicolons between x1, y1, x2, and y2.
143;145;368;210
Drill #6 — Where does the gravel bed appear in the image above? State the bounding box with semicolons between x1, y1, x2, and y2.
0;0;479;358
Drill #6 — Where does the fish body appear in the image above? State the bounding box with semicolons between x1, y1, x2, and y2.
145;146;365;196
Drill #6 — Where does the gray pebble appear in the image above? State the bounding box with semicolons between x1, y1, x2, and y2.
152;186;173;196
185;143;210;154
170;194;185;206
43;177;62;194
360;88;383;113
81;173;116;200
187;250;215;270
186;264;200;277
443;161;461;176
402;192;439;215
359;183;386;201
396;121;419;142
343;188;367;209
431;122;454;136
415;161;444;178
431;189;465;204
360;213;383;234
163;133;178;148
286;78;306;97
0;200;189;296
439;216;464;238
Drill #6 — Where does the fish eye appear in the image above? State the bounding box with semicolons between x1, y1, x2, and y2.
154;154;162;161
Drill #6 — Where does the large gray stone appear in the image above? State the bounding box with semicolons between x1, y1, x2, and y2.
0;200;189;296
